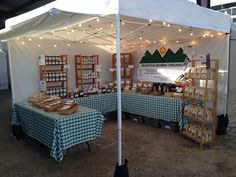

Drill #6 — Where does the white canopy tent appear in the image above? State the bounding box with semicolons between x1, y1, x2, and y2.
0;0;233;166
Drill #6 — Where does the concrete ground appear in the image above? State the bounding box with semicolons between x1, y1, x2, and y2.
0;89;236;177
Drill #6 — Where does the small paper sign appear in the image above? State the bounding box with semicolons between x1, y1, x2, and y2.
40;80;46;91
39;55;45;66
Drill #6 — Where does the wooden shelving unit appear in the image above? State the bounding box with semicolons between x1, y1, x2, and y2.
39;55;68;98
181;59;219;149
112;53;133;83
75;55;100;90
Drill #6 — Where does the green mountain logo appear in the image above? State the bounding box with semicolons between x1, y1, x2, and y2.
140;48;187;63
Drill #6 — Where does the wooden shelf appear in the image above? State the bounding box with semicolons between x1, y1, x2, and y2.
75;55;99;90
183;114;212;125
181;59;219;149
46;80;67;83
79;68;93;70
39;55;69;97
46;85;64;89
181;130;211;145
46;64;65;66
112;53;133;82
77;78;98;80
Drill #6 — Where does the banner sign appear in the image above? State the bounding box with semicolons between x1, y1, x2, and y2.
138;48;188;83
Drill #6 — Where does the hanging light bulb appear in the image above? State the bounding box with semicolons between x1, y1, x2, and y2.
146;39;149;43
51;30;54;33
139;36;142;40
131;45;134;48
53;33;56;36
78;24;82;27
153;40;157;44
162;22;166;26
178;28;182;32
163;41;167;44
67;43;70;47
122;21;125;25
110;23;114;27
38;44;41;47
39;36;43;40
99;27;103;30
28;38;32;41
54;44;57;47
160;39;163;42
79;40;83;43
83;30;86;33
67;31;71;35
96;18;100;22
141;44;144;47
218;32;223;36
149;19;153;23
21;41;25;45
190;32;193;36
210;34;214;38
167;24;171;27
64;27;67;30
191;40;196;45
176;40;179;43
71;29;75;33
17;37;20;40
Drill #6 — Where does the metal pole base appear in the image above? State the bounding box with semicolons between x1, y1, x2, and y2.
114;159;129;177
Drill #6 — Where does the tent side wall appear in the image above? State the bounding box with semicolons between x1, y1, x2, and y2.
8;39;112;103
129;35;229;115
228;24;236;135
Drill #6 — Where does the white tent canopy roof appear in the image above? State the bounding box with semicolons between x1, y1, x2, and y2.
0;0;231;41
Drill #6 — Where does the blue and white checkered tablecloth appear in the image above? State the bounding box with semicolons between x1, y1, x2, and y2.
122;93;183;122
74;93;117;114
14;102;104;162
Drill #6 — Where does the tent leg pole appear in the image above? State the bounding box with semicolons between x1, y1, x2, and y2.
116;13;122;166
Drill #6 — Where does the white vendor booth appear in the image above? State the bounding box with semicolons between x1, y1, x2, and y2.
0;0;234;162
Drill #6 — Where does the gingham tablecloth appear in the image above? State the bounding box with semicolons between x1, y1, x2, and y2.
122;93;182;122
74;93;117;114
14;102;104;162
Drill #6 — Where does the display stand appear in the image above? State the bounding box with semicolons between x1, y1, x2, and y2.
75;55;100;90
112;53;133;83
181;59;219;149
39;55;68;98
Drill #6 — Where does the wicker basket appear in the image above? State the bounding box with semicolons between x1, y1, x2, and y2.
32;99;49;107
140;87;152;94
44;101;64;112
164;92;173;97
57;104;79;115
153;91;162;96
173;92;183;98
37;99;55;109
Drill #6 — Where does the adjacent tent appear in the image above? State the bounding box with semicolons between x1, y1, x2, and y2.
0;0;234;165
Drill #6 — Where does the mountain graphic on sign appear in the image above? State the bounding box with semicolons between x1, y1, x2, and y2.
140;47;187;63
140;50;157;63
174;48;187;62
163;49;175;63
153;49;165;63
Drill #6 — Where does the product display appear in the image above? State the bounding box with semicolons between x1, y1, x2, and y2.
28;92;47;103
75;55;100;92
181;59;219;149
57;101;79;115
111;53;133;83
46;88;67;97
39;55;68;98
44;100;64;112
